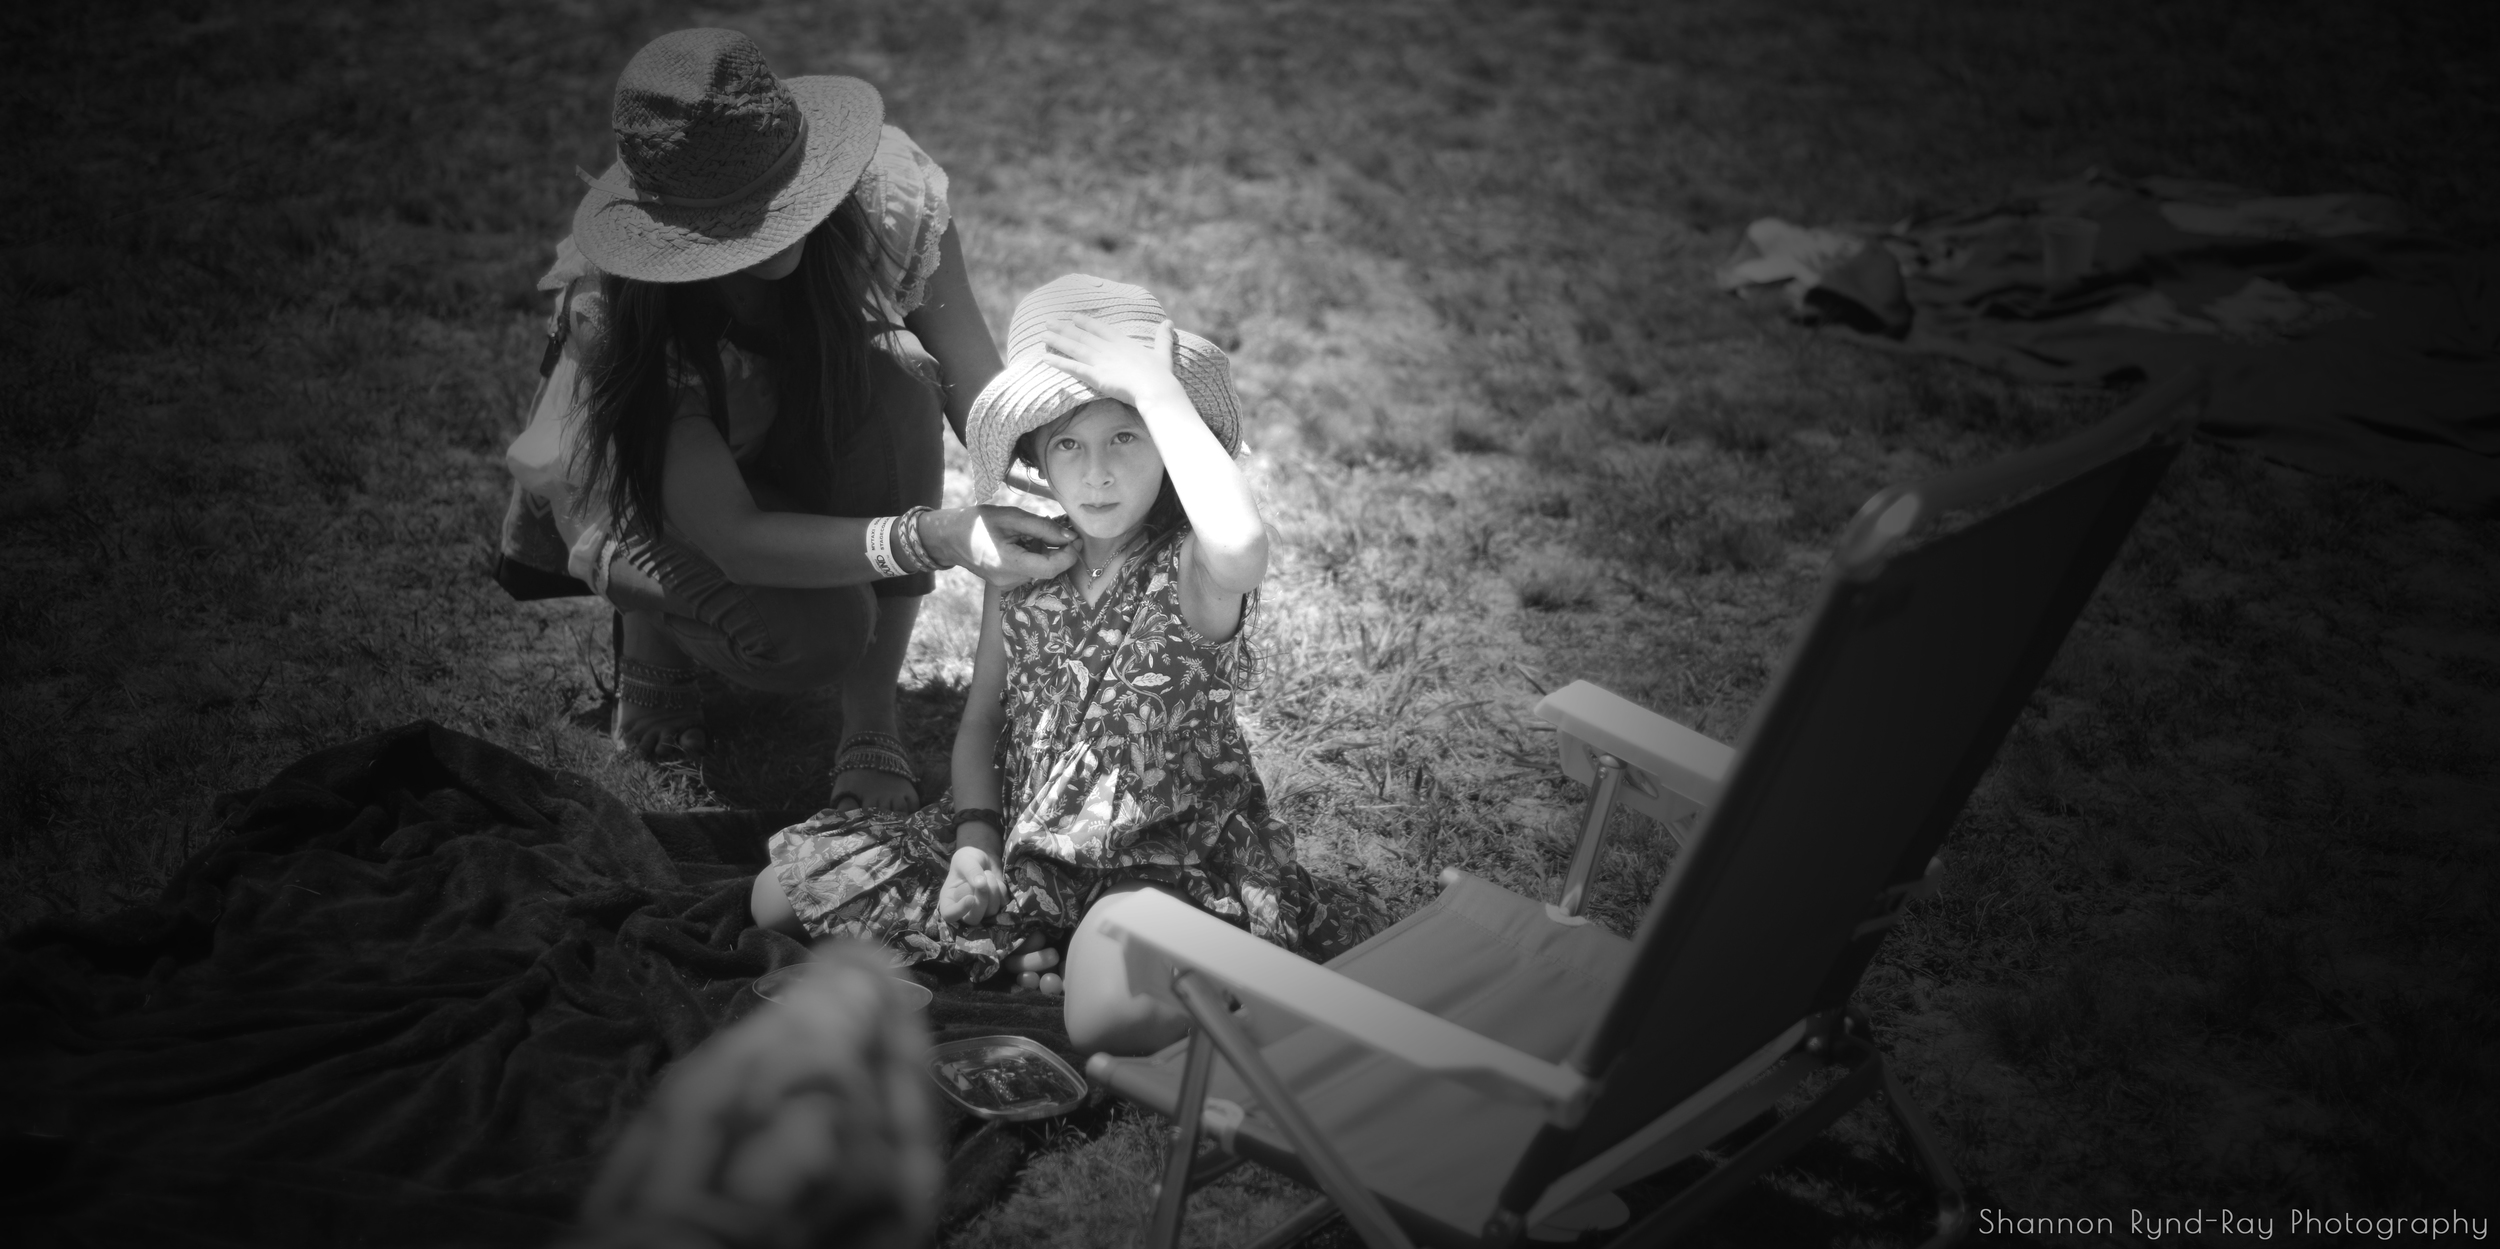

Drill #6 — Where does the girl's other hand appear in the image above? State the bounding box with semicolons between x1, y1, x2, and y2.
1036;316;1188;411
939;844;1007;926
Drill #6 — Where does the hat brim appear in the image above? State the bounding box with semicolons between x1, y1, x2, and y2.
967;329;1241;502
572;75;884;284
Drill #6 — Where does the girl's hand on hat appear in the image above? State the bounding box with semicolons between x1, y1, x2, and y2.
940;844;1007;926
1035;315;1189;412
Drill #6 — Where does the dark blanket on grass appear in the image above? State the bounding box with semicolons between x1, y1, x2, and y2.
0;722;1073;1247
1720;171;2500;509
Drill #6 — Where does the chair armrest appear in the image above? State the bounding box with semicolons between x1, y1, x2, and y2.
1092;888;1595;1126
1535;681;1733;823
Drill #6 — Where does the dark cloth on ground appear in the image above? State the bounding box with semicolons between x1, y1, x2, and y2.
0;723;1076;1247
1719;171;2500;509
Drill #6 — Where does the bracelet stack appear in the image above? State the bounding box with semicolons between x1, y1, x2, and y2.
863;506;952;578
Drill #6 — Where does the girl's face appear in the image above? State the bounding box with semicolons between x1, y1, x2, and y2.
1038;400;1165;543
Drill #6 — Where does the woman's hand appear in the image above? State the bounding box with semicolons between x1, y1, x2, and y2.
919;506;1078;586
939;843;1007;927
1035;315;1190;412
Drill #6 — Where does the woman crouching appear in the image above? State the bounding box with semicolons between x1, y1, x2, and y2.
542;28;1073;807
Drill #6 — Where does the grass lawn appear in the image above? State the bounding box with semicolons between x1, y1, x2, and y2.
4;0;2495;1244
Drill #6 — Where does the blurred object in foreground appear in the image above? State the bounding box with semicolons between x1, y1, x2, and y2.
570;940;941;1249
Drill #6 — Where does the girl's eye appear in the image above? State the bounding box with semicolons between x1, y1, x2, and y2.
1112;431;1138;444
1053;438;1079;452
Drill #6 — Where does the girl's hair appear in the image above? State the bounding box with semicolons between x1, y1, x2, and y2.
1015;407;1189;555
575;195;898;541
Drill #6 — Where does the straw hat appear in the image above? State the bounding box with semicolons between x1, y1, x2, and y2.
966;275;1241;501
572;29;884;284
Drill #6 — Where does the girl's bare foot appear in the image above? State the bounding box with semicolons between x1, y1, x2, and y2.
615;610;707;761
1006;934;1062;995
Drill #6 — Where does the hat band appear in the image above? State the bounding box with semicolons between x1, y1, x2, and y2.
576;109;812;210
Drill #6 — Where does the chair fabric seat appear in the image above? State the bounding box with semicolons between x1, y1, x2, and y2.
1095;874;1631;1245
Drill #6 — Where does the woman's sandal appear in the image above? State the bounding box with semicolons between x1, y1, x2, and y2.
615;655;707;762
828;730;918;811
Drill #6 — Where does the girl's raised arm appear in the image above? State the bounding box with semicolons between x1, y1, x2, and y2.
1037;317;1268;616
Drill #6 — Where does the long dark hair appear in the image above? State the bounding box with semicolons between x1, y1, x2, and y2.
575;195;897;542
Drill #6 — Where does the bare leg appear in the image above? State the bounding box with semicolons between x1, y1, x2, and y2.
830;595;922;813
616;605;707;760
750;866;804;935
1062;881;1194;1056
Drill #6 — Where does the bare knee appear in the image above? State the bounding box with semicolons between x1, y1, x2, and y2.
750;867;805;936
714;588;875;693
1062;881;1194;1056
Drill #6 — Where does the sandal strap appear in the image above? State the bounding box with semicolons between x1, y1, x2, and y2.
618;657;704;713
833;732;918;782
834;748;918;782
837;730;908;755
618;655;704;685
619;678;704;713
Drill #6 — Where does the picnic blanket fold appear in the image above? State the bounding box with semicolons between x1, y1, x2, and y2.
1720;171;2500;509
0;722;1073;1247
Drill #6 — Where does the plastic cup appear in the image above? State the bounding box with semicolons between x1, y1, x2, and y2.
2039;216;2100;290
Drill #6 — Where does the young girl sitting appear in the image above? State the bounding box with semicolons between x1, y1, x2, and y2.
749;274;1366;1054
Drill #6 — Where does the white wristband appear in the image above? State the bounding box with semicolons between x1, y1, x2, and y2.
864;515;905;579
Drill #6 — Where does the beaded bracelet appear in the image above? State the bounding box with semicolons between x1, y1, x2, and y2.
949;806;1005;836
863;514;906;579
897;504;950;571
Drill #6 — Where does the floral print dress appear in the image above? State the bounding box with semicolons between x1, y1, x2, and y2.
764;532;1369;979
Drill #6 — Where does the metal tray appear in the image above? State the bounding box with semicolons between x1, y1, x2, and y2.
927;1034;1089;1122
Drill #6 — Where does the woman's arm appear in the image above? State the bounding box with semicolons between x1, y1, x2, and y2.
900;224;1001;446
660;416;1078;587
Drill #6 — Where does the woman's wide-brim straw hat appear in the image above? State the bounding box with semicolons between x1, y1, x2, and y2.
967;275;1241;501
572;28;883;284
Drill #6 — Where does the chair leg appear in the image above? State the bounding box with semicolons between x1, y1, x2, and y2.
1173;971;1417;1249
1876;1056;1972;1248
1145;1026;1218;1249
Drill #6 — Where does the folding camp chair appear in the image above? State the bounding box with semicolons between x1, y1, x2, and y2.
1084;369;2205;1248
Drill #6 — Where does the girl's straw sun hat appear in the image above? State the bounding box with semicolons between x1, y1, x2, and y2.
572;28;883;284
967;275;1241;501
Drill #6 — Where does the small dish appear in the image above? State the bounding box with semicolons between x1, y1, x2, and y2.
927;1034;1089;1121
751;963;933;1012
